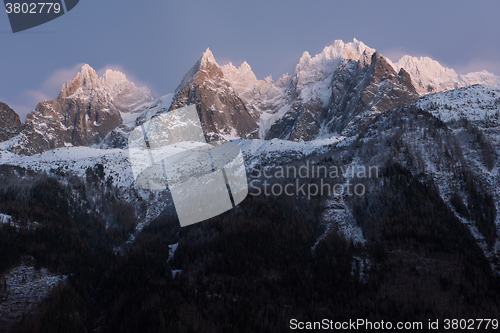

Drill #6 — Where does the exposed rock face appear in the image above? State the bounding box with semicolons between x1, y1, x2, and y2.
271;45;418;139
0;102;23;142
10;65;154;155
321;51;418;137
170;49;259;142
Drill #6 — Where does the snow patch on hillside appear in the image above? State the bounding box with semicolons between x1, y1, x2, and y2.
0;258;66;330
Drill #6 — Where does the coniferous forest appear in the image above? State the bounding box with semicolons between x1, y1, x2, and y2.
0;157;499;332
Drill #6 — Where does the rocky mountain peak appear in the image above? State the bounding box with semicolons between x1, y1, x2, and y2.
59;64;101;99
102;69;128;87
101;69;155;113
239;61;252;70
310;39;375;65
295;51;312;72
7;38;500;156
170;41;419;143
79;63;98;81
58;65;153;111
200;48;217;69
10;64;154;155
221;61;258;92
175;48;225;94
265;48;418;141
292;39;377;87
171;49;260;142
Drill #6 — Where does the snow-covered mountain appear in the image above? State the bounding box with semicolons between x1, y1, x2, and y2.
170;39;418;142
416;84;500;124
393;55;500;95
268;44;418;139
8;65;154;155
170;48;260;142
3;38;500;155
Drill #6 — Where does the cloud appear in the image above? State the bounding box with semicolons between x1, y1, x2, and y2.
23;90;50;102
10;63;84;121
15;90;51;117
40;63;86;95
4;90;51;122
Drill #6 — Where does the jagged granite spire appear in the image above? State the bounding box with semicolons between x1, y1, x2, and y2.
10;64;154;155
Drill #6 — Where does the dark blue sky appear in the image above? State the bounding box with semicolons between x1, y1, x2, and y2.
1;0;500;120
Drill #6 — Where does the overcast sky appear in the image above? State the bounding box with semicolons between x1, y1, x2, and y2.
1;0;500;120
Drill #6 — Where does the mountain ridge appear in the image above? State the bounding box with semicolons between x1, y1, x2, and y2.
168;39;419;142
2;38;500;155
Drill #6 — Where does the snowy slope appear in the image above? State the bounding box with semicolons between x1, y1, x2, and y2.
415;86;500;262
259;39;377;139
0;146;135;188
238;135;346;168
0;130;347;240
1;135;346;188
99;93;174;149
